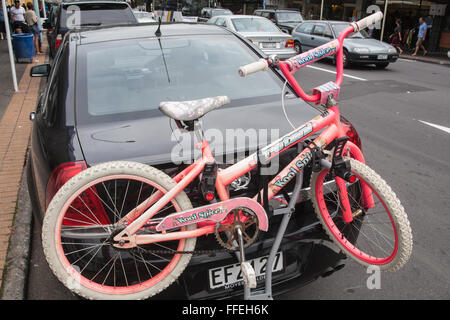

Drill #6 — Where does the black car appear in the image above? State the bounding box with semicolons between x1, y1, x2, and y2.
45;1;137;58
253;9;303;34
27;23;362;299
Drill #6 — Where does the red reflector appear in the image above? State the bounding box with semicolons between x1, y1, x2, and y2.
349;175;357;183
205;193;215;201
55;39;61;49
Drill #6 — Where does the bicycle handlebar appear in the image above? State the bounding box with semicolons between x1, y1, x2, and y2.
238;59;268;77
351;11;383;32
238;12;384;103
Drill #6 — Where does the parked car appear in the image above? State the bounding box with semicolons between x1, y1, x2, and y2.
254;9;303;34
46;1;137;58
198;7;232;22
133;10;156;23
207;15;296;59
28;23;362;299
292;20;399;68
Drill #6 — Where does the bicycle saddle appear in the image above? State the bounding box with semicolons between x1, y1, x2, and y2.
159;96;230;121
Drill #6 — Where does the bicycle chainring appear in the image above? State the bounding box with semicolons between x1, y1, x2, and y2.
214;207;260;250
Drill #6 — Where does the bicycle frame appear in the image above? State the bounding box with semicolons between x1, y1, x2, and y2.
113;24;375;247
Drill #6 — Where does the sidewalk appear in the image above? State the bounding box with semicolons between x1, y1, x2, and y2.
0;40;46;292
399;52;450;66
0;41;27;121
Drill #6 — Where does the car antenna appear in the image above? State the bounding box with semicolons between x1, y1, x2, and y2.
154;17;170;83
155;16;162;37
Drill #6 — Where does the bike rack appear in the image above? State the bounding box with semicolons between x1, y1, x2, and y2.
241;144;305;300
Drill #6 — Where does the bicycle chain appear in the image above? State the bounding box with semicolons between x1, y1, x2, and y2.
135;248;238;255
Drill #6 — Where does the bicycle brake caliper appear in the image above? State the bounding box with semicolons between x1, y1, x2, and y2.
331;136;355;183
200;162;218;201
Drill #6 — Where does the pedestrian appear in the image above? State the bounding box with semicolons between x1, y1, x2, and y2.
390;18;403;54
0;7;6;40
25;2;43;55
412;17;427;56
10;0;26;33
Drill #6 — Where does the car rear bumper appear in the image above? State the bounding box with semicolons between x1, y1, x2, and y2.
154;214;347;300
348;52;398;64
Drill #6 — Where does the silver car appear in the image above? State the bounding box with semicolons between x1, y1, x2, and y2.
207;15;296;59
133;11;156;23
292;20;398;68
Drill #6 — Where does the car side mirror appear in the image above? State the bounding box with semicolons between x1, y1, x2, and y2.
30;64;51;77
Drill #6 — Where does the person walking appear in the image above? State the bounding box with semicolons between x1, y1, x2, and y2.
390;18;403;54
0;7;6;40
10;0;26;33
412;17;427;56
24;2;43;55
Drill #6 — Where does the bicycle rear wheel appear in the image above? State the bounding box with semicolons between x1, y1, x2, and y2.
42;161;196;300
310;158;412;272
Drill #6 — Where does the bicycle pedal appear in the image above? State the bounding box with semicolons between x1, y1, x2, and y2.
241;261;257;288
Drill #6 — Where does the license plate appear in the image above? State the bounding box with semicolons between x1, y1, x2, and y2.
377;54;388;60
208;252;283;290
261;42;277;49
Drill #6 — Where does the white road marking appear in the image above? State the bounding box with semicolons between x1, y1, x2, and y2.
306;65;368;81
398;58;413;62
418;120;450;134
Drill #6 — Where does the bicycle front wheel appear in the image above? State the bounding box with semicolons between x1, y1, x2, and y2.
310;158;412;272
42;161;196;300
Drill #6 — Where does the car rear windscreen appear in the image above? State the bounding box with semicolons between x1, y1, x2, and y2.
61;3;136;28
76;34;289;120
231;18;280;33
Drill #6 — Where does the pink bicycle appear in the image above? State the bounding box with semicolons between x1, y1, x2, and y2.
42;12;412;300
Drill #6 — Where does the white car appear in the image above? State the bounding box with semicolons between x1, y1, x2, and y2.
207;15;296;59
133;11;156;23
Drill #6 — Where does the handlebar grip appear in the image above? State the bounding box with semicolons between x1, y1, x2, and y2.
238;59;269;77
352;12;383;31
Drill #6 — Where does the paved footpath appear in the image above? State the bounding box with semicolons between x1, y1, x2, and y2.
0;42;46;290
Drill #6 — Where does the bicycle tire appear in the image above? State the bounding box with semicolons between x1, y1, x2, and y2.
310;158;412;272
42;161;196;300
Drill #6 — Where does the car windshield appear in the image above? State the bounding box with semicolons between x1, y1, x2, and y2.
211;9;232;16
231;18;279;33
77;35;287;119
60;3;136;28
276;12;303;23
332;23;369;38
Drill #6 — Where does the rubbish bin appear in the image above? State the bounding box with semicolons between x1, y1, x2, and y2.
12;33;35;63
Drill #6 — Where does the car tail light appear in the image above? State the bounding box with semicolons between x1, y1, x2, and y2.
340;119;362;151
285;39;294;48
46;161;111;226
55;34;62;49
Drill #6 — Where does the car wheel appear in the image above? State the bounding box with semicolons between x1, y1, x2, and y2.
294;42;302;54
343;49;351;68
375;62;389;69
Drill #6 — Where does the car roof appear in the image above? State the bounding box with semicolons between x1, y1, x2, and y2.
255;9;300;12
215;14;265;19
301;20;348;24
74;23;231;45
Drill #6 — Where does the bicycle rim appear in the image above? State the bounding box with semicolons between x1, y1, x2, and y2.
313;164;399;266
50;172;191;297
